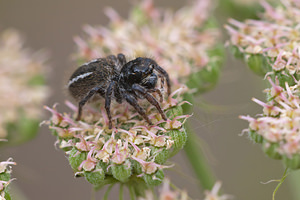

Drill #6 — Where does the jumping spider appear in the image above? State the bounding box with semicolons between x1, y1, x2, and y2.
68;53;171;129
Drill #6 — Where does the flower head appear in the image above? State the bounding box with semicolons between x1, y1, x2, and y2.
226;0;300;77
241;77;300;168
44;87;189;187
0;29;49;143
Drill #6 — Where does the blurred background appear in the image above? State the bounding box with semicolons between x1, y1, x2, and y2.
0;0;295;199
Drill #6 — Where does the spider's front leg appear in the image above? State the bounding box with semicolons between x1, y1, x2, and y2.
132;84;167;121
123;92;152;125
148;88;163;103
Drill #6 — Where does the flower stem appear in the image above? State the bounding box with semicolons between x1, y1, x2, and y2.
103;184;115;200
183;124;216;190
272;167;289;200
119;184;124;200
128;185;136;200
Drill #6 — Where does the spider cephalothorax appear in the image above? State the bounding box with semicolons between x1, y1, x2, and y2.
68;53;171;129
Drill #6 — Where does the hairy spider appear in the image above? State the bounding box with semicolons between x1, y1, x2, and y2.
68;53;171;129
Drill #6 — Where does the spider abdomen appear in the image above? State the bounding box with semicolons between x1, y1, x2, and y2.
68;58;119;101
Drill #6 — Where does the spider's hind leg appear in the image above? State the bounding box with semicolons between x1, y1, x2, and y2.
105;82;116;129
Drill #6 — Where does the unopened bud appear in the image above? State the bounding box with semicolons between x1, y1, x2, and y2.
111;160;132;183
84;168;105;185
143;169;164;186
69;148;87;172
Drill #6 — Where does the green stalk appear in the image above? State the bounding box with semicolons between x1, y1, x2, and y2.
183;124;216;190
128;185;136;200
119;184;124;200
272;168;289;200
103;184;115;200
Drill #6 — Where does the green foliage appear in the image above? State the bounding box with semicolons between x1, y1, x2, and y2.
28;74;46;86
4;115;39;146
218;0;262;20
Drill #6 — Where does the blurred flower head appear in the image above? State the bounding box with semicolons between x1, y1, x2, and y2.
241;77;300;169
225;0;300;77
204;181;232;200
138;180;230;200
73;0;223;93
0;29;49;143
